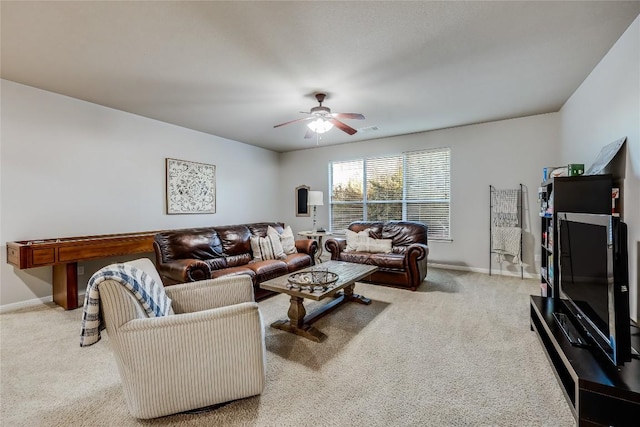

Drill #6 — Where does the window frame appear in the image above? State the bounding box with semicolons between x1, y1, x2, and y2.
329;147;451;241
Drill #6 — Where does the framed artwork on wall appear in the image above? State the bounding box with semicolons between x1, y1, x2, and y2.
166;158;216;214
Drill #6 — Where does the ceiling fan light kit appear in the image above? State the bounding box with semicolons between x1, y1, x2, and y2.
274;92;365;139
307;118;333;134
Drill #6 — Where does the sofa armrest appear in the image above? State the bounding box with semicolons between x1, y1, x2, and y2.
156;259;211;284
294;239;318;258
164;275;254;313
404;243;429;288
325;238;346;259
404;243;429;263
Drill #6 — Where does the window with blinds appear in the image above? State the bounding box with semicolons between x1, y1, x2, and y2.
329;148;451;240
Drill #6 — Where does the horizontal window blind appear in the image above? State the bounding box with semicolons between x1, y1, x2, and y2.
366;156;402;201
406;148;450;239
329;147;451;240
330;160;364;231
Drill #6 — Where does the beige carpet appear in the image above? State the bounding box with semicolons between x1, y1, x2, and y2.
0;268;574;426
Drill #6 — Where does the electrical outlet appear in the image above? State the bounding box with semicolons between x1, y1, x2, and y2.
77;265;85;275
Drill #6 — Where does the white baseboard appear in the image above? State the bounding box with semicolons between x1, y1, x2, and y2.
428;262;537;279
0;292;86;314
0;296;53;314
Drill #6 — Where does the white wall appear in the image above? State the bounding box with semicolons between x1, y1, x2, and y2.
559;16;640;321
3;14;636;315
0;80;281;308
279;113;560;276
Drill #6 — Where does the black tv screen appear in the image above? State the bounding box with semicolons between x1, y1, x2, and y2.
557;212;631;366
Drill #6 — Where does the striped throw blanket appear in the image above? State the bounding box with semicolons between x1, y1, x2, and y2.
80;263;172;347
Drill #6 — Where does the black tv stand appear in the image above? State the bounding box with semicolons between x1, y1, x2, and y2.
530;296;640;425
631;323;640;358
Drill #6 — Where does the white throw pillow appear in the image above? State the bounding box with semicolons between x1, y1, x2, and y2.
356;237;393;253
250;234;286;261
267;225;298;255
345;229;370;252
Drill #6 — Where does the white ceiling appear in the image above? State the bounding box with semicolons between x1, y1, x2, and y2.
2;1;639;153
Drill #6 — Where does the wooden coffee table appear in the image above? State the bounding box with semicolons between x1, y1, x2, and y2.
260;260;378;342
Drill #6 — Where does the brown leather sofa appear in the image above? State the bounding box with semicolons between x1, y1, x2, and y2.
153;222;317;299
324;221;428;290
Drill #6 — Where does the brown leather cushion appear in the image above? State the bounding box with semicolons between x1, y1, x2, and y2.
368;253;405;269
284;253;312;272
205;257;228;271
348;222;384;238
206;254;255;270
155;228;224;261
391;246;407;254
348;221;427;247
382;221;428;246
213;223;287;255
247;222;284;237
214;225;252;255
246;260;288;282
339;252;372;264
225;253;252;268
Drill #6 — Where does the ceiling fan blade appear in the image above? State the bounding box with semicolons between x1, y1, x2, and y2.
273;116;313;128
329;118;357;135
304;128;314;139
331;113;365;120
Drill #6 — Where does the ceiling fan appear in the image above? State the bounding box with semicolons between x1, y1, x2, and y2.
273;93;365;139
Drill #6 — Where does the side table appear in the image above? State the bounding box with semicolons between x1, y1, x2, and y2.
297;231;332;263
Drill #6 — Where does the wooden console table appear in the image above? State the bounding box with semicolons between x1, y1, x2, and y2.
7;231;159;310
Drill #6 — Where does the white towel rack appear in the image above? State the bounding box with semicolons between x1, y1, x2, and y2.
489;184;523;279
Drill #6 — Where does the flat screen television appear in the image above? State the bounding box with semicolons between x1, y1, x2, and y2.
556;212;631;366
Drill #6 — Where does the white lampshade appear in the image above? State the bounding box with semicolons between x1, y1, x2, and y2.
307;118;334;134
307;191;324;206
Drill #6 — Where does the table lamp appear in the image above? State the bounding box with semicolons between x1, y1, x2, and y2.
307;191;324;232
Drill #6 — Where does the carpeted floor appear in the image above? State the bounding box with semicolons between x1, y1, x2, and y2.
0;268;575;426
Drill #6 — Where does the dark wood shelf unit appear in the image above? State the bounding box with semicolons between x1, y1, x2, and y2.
538;175;612;298
530;296;640;425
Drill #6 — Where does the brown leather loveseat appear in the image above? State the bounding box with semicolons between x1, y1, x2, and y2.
324;221;428;290
153;222;318;299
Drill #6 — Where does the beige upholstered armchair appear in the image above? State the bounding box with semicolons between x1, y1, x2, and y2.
98;258;266;419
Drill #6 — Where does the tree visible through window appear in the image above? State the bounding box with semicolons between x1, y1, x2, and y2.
329;148;451;240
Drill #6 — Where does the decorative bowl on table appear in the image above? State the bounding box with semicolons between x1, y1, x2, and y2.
287;270;339;292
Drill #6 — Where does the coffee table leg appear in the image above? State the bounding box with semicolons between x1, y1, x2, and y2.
270;296;328;342
343;283;372;305
287;295;306;327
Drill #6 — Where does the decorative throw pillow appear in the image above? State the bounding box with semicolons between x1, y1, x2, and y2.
345;229;371;252
356;237;393;253
250;234;286;261
267;225;298;255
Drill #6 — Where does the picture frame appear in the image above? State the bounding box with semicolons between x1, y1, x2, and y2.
166;158;216;214
295;185;310;217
